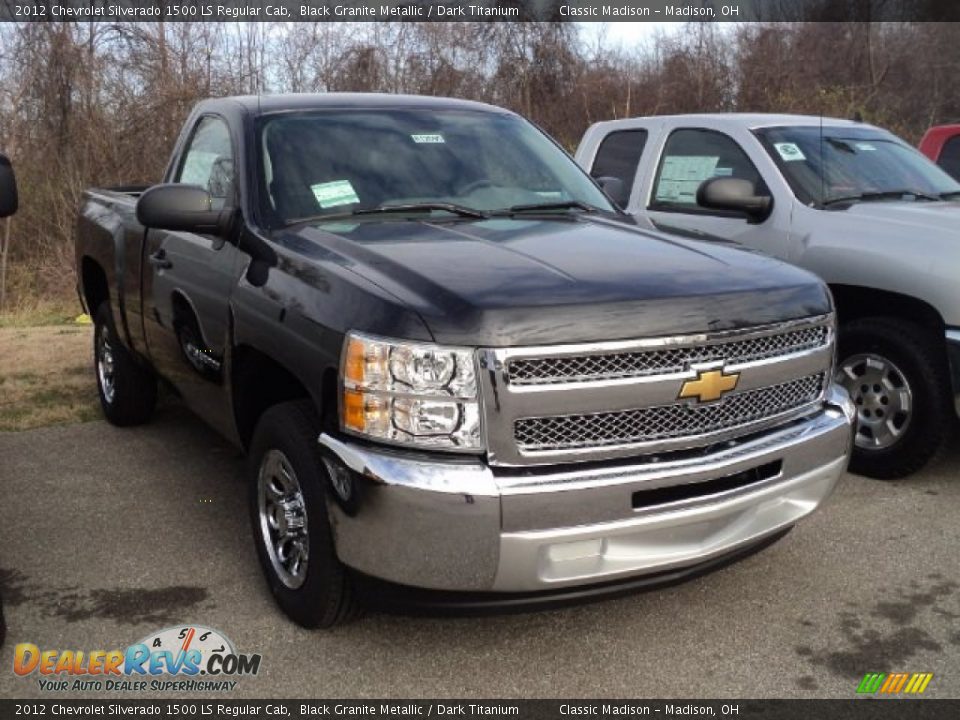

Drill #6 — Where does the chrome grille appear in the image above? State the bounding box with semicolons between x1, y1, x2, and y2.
508;324;828;385
514;374;825;452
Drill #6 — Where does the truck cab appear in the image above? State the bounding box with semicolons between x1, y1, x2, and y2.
577;114;960;479
919;124;960;181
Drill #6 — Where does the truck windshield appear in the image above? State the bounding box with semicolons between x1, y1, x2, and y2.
257;109;615;227
755;126;960;207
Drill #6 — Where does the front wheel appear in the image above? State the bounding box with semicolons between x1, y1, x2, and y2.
835;317;954;479
248;400;361;628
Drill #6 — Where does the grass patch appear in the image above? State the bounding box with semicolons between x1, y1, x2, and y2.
0;297;84;328
0;325;99;431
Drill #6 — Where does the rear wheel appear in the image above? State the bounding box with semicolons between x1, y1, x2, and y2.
835;317;953;479
93;303;157;426
248;400;361;627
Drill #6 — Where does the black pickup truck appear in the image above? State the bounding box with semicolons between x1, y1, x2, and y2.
76;94;854;627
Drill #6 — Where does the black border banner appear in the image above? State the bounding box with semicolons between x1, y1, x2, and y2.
2;0;960;23
2;700;960;719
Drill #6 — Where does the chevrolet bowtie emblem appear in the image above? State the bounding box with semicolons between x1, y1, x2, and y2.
679;368;741;403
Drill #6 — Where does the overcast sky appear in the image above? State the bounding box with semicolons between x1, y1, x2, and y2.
579;21;679;48
579;22;741;50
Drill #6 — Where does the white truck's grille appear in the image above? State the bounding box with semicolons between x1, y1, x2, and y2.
514;373;825;452
508;325;828;385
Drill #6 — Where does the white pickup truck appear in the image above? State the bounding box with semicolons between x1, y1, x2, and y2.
576;114;960;479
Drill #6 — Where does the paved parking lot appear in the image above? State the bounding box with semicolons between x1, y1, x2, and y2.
1;406;958;699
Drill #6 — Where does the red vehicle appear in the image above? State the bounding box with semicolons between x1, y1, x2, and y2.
919;124;960;181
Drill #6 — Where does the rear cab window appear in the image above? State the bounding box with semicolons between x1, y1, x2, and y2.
589;129;648;207
649;128;766;212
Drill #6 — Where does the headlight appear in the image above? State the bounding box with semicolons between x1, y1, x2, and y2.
340;332;482;451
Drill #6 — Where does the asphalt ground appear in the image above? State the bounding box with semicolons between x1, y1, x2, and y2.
1;405;958;699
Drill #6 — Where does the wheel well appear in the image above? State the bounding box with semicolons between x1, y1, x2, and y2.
232;346;338;450
80;257;109;314
830;285;945;336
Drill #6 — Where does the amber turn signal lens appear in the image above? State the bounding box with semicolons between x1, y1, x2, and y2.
343;389;366;432
344;337;367;386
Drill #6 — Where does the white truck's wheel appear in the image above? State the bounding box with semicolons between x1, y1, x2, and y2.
836;317;953;479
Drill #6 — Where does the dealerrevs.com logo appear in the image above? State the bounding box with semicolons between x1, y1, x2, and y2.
13;625;261;693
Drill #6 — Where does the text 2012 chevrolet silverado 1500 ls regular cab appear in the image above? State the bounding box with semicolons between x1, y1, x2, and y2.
76;95;854;627
578;114;960;479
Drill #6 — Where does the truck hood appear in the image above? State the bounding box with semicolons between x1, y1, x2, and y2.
285;217;830;346
836;199;960;234
790;199;960;327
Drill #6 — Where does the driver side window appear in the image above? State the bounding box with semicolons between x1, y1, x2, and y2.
650;128;765;210
176;116;235;210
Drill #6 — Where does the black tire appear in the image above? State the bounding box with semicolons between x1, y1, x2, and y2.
248;400;361;628
837;317;954;479
93;303;157;426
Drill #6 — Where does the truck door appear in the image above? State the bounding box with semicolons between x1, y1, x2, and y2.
141;114;244;442
643;127;792;259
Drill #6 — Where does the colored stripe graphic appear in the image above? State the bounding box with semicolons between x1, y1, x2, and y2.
907;673;934;694
857;673;886;693
857;672;933;694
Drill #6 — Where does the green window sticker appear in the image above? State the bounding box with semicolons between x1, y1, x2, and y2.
774;142;806;162
311;180;359;209
411;134;445;144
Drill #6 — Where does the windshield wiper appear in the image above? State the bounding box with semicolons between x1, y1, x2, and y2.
939;190;960;200
284;202;488;227
822;189;942;207
353;203;488;219
491;200;598;216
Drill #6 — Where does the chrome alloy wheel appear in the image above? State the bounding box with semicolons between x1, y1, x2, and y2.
97;323;116;404
836;353;913;451
257;449;309;589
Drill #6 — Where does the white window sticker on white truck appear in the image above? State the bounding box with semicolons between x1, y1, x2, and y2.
311;180;360;208
655;155;719;203
774;142;806;161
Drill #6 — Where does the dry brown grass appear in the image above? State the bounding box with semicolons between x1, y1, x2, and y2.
0;324;99;431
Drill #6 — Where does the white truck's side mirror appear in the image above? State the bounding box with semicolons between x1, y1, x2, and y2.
697;177;772;223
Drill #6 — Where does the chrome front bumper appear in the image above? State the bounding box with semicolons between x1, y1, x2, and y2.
318;385;855;593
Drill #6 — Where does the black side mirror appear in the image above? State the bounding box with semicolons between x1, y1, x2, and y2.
595;176;627;208
0;154;18;218
697;177;772;223
136;184;231;235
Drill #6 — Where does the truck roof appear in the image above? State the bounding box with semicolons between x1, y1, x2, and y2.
198;93;509;116
592;113;876;131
